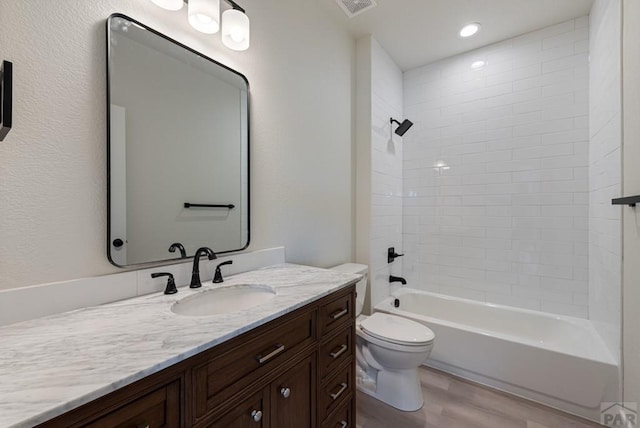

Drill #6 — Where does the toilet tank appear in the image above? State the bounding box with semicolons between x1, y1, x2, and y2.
330;263;368;316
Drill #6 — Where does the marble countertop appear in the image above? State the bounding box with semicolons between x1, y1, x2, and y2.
0;264;360;428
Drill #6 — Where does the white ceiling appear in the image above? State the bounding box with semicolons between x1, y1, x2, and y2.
321;0;594;70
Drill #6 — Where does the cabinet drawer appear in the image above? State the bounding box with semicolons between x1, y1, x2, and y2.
321;399;353;428
84;380;180;428
319;291;354;337
193;309;316;422
318;361;353;422
319;327;353;380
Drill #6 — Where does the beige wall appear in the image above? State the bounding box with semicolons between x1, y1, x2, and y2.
622;0;640;405
0;0;355;289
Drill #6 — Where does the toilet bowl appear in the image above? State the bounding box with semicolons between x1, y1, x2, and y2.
331;263;435;412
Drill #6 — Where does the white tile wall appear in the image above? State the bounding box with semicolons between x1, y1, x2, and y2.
402;17;590;317
588;0;622;363
369;38;405;308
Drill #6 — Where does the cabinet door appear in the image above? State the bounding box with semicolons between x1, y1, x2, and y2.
271;355;316;428
204;389;270;428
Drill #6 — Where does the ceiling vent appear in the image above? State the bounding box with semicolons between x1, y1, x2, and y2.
335;0;376;18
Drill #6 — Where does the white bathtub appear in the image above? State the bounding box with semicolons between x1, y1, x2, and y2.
376;288;619;421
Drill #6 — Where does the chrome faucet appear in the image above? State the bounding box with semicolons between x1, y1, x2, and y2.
389;275;407;285
190;247;217;288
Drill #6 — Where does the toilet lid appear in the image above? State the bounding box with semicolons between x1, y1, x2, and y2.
360;313;435;346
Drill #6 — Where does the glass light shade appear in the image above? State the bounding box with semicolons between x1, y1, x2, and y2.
222;9;250;51
189;0;220;34
151;0;183;11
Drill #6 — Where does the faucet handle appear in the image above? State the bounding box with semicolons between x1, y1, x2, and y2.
388;247;405;263
213;260;233;283
151;272;178;295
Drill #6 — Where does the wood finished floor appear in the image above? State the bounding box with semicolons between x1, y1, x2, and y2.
356;367;603;428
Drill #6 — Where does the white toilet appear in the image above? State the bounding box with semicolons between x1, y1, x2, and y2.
331;263;435;412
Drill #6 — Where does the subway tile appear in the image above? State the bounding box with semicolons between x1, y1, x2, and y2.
513;118;574;137
542;26;589;50
541;301;588;318
542;53;588;73
512;143;574;160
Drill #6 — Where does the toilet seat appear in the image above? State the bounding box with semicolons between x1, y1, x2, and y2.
357;328;433;354
359;313;435;347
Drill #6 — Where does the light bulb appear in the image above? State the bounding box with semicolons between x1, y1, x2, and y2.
189;0;220;34
196;14;213;24
151;0;183;11
230;31;245;43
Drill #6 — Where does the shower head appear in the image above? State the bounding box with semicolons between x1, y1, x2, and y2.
390;117;413;137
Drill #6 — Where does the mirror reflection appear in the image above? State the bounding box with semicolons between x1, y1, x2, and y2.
107;14;249;267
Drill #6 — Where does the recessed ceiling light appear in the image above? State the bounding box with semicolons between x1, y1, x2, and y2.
459;23;481;38
471;60;486;69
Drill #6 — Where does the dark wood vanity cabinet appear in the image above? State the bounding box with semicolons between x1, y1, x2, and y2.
38;285;355;428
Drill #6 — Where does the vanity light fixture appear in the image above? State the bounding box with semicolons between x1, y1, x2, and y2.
150;0;250;50
459;22;481;38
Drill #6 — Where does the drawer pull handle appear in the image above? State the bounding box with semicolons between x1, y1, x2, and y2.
256;343;285;364
338;421;348;428
280;387;291;398
137;424;150;428
330;308;348;320
330;382;348;400
330;344;348;359
251;409;263;422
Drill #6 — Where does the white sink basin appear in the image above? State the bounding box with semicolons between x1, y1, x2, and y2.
171;284;276;316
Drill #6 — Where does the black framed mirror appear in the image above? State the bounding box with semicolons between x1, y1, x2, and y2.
107;14;249;267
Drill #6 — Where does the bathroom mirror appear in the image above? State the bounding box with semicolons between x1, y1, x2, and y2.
107;14;249;267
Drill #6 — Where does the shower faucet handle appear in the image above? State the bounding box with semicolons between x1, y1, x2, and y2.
388;247;404;263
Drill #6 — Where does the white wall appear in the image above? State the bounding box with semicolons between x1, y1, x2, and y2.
355;36;404;311
402;17;591;317
588;0;622;368
622;0;640;407
0;0;354;290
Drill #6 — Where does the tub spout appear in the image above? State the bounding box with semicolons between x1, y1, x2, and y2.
389;275;406;285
